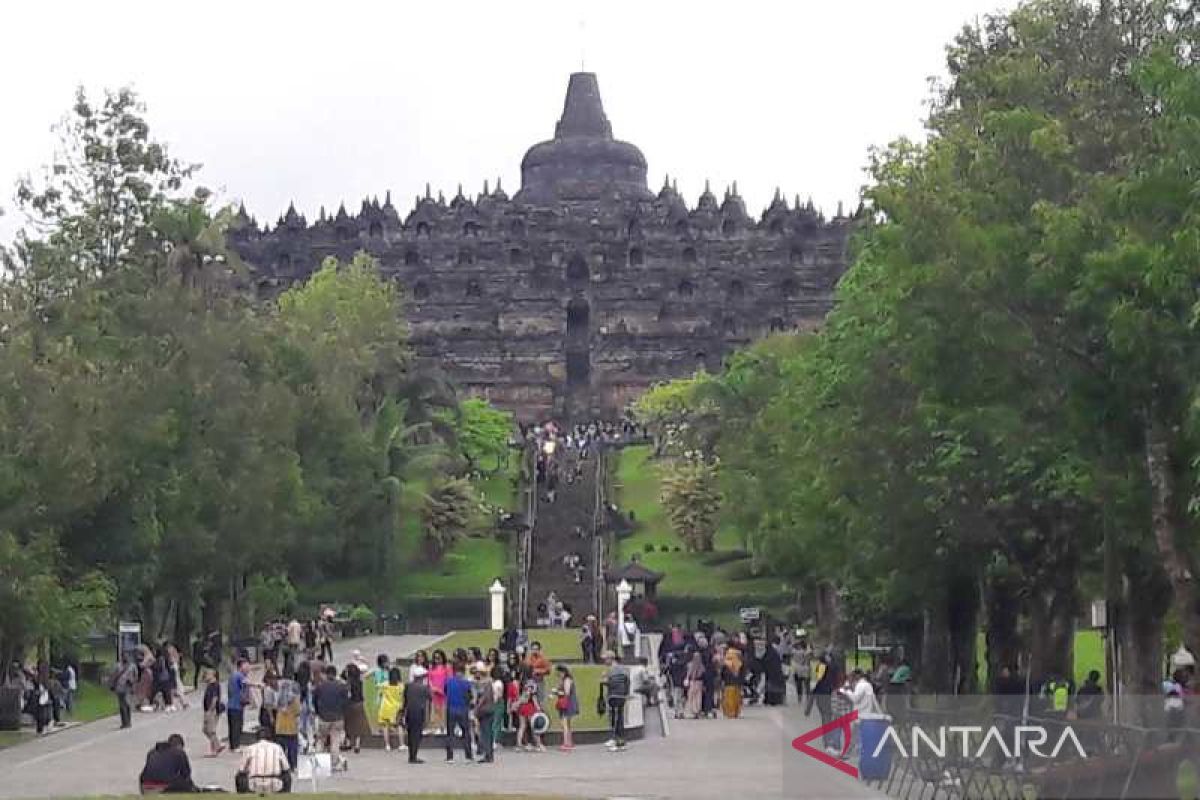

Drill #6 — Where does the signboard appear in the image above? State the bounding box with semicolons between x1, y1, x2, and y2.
118;621;142;663
739;606;762;624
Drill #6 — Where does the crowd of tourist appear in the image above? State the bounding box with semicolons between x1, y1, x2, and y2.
4;660;77;735
132;629;642;794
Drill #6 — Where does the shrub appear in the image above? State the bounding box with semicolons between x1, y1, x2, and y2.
643;542;656;553
349;605;376;624
659;544;671;553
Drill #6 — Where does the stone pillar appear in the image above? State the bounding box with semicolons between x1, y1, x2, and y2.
616;579;632;658
489;580;506;631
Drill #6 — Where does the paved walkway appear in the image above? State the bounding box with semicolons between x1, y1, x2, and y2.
0;634;881;799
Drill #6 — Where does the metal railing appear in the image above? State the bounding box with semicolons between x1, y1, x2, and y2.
592;448;609;618
516;443;537;628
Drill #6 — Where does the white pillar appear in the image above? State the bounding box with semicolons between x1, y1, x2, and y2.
616;579;633;656
489;579;506;631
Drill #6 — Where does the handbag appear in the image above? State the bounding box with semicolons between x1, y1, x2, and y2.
555;694;569;712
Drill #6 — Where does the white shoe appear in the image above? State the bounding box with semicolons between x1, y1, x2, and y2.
604;738;616;747
397;744;408;751
385;744;392;752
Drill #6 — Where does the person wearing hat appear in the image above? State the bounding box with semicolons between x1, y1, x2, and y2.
403;666;431;764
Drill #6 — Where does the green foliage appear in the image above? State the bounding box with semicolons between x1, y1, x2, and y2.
0;87;501;655
349;605;375;625
0;532;113;667
659;459;722;552
420;476;477;563
443;397;513;473
247;575;297;629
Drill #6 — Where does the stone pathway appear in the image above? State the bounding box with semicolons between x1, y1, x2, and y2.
0;634;882;799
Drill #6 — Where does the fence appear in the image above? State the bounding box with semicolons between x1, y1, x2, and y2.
873;696;1200;800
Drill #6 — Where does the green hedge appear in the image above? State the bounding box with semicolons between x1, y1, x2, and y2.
655;592;793;616
397;595;488;617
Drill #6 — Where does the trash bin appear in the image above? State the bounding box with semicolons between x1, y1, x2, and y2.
858;712;893;781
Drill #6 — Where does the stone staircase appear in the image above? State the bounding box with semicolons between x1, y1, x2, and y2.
526;446;602;624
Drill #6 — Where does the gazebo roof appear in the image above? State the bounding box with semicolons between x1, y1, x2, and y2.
604;560;665;584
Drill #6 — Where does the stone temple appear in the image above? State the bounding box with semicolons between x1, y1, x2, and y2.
232;72;854;422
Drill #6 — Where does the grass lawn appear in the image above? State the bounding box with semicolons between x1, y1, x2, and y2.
429;629;580;661
0;730;32;750
614;446;787;598
69;680;116;723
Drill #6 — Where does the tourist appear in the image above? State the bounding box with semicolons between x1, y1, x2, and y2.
137;647;156;712
721;645;745;718
515;677;546;752
684;651;705;718
527;641;552;703
166;643;188;711
192;635;211;691
666;647;688;718
428;649;449;734
504;663;521;732
403;665;431;763
318;615;334;663
110;652;138;729
342;663;370;754
488;666;507;754
620;614;641;659
553;664;578;750
472;662;497;762
200;669;225;757
62;661;77;715
599;650;631;751
580;616;598;663
227;659;252;752
442;662;473;763
793;633;812;705
236;726;291;794
25;669;52;735
809;651;837;751
258;671;278;734
273;677;301;770
378;667;404;752
139;734;197;794
1165;669;1188;736
293;660;314;755
485;648;501;673
762;637;787;706
283;618;302;678
303;621;317;659
313;664;349;770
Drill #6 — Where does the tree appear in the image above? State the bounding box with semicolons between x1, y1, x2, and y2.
0;532;113;667
420;477;477;563
660;459;722;552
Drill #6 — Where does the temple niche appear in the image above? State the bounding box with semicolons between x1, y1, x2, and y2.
231;72;856;423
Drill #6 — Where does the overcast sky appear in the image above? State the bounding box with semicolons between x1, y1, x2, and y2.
2;0;1013;242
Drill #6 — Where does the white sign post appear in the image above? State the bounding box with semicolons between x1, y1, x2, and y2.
489;579;506;631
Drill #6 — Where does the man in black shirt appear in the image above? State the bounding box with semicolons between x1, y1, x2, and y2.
403;666;432;763
139;734;197;793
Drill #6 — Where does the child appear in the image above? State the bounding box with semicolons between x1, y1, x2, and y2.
554;664;578;751
378;667;404;752
516;678;546;752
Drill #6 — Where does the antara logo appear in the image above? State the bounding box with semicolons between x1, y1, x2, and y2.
792;711;1089;780
791;710;861;779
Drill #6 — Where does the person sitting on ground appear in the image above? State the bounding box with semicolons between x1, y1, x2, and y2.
236;726;291;794
139;734;197;794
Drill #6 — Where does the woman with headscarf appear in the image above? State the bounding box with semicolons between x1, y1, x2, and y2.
721;646;745;718
273;677;302;769
762;637;787;706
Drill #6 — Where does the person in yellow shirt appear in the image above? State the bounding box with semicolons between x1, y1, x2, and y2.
378;667;405;752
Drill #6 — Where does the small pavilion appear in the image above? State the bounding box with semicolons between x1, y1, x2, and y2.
604;557;665;601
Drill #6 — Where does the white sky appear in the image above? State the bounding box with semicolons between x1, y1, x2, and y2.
1;0;1012;242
